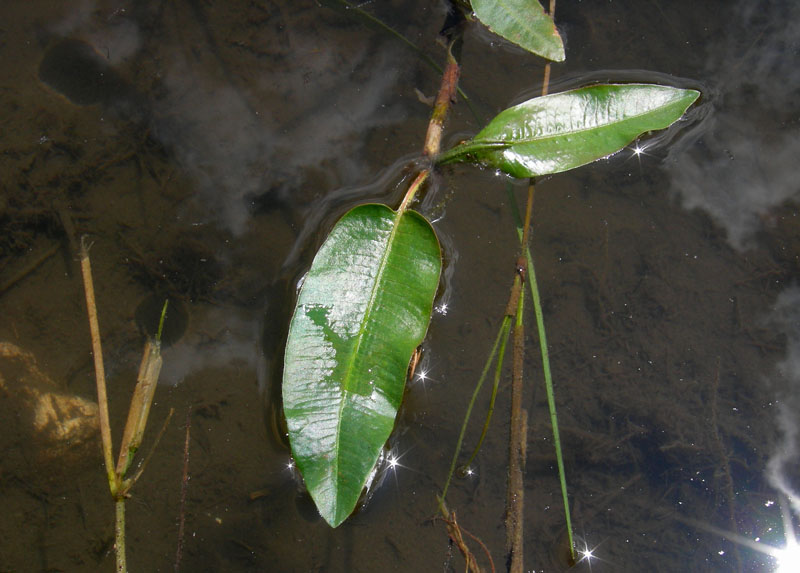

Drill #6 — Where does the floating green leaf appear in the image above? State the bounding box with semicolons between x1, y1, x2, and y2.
283;204;441;527
437;83;700;178
472;0;565;62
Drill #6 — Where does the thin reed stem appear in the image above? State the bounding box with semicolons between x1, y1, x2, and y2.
79;239;117;495
115;499;126;573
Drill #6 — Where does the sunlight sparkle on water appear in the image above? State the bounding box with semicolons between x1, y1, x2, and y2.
414;367;440;393
574;537;605;571
776;542;800;573
384;446;414;475
627;141;654;166
630;139;653;157
692;494;800;573
381;446;416;490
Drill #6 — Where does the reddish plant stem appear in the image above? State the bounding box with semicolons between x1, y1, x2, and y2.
505;178;535;571
505;280;527;573
423;51;460;158
400;42;460;213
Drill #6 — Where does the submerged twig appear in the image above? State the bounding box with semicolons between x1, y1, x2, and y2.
0;243;59;296
709;358;742;570
436;504;493;573
122;407;174;492
175;406;192;573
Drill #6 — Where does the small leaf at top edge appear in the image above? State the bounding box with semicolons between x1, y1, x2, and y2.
472;0;565;62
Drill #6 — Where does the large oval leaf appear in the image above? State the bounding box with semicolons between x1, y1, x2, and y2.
283;204;441;527
437;84;700;178
472;0;565;62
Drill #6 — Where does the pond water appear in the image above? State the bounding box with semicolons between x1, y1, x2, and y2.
1;0;798;571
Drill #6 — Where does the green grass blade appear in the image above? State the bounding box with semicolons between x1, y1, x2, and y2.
441;315;511;502
507;185;575;561
458;313;512;474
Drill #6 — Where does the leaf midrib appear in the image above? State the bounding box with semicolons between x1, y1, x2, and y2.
473;92;694;149
331;206;404;515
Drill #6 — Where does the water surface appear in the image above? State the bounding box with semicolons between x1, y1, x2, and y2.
0;1;798;571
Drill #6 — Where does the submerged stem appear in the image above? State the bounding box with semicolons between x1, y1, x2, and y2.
441;316;510;503
400;39;461;213
459;316;512;474
507;185;576;562
323;0;475;113
423;50;460;158
505;278;526;573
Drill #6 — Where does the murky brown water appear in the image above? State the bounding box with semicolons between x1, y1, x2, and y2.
1;1;798;571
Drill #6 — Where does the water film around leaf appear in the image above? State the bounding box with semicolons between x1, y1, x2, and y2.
472;0;565;62
283;204;441;527
437;83;700;178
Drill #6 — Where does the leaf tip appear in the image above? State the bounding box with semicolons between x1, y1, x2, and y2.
550;29;566;62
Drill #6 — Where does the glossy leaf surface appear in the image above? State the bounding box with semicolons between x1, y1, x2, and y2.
437;84;700;178
472;0;565;62
283;204;441;527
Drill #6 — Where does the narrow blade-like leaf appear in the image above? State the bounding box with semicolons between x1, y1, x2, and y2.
283;204;441;527
472;0;565;62
437;84;700;178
